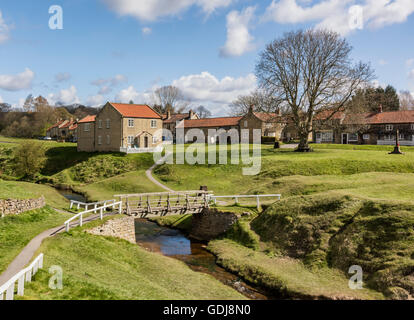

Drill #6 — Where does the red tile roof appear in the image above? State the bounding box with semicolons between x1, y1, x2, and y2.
366;110;414;124
163;113;191;124
178;117;242;129
253;112;281;122
78;115;96;123
47;120;65;131
110;103;161;119
69;123;78;130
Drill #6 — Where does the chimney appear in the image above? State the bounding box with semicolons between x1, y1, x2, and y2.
189;109;194;118
378;105;383;113
167;110;171;119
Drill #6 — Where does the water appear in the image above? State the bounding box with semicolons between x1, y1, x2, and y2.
56;189;87;203
134;219;270;300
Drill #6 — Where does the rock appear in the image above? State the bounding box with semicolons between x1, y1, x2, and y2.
0;196;46;218
87;217;136;244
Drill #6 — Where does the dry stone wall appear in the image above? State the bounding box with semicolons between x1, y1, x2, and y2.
0;196;46;217
190;208;239;241
87;216;136;243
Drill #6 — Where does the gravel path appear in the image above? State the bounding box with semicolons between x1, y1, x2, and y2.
145;152;175;192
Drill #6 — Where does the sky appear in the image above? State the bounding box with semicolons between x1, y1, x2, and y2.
0;0;414;116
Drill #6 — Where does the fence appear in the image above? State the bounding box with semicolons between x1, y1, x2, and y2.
0;254;44;301
69;199;116;211
65;201;123;232
210;194;281;209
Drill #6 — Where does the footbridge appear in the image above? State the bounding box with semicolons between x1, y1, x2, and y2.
114;190;213;218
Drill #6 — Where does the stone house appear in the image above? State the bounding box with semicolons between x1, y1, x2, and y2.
162;110;199;142
77;102;163;153
176;116;242;144
313;108;414;146
77;115;96;152
46;119;68;138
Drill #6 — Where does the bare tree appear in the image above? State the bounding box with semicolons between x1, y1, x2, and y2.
256;29;373;151
153;86;189;114
195;105;212;118
229;90;282;116
400;91;414;110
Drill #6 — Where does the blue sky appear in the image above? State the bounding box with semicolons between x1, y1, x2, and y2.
0;0;414;116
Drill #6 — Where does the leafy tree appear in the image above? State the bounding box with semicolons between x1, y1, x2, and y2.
349;85;400;112
256;29;373;151
12;142;46;179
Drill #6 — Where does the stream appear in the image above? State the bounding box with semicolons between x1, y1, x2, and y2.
134;219;271;300
56;188;88;203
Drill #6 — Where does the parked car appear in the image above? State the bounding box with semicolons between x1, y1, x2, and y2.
38;136;52;141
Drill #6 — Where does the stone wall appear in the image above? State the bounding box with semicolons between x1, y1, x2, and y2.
87;216;136;243
0;196;46;217
190;208;239;241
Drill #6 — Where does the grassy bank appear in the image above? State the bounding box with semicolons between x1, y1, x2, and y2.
0;180;69;210
0;206;71;274
20;217;245;300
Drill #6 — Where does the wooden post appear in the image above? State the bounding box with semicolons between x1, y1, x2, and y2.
100;208;104;220
235;197;239;205
167;195;171;212
17;274;25;296
118;201;123;214
186;195;190;211
70;201;74;210
80;214;83;227
256;196;260;210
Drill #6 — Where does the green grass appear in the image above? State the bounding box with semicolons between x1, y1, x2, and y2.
208;239;383;300
0;206;71;274
77;170;164;202
0;179;69;209
19;217;245;300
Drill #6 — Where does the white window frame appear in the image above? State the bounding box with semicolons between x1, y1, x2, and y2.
127;136;134;146
363;134;370;140
106;119;111;129
244;121;248;128
84;123;90;132
128;119;134;127
98;120;103;129
320;132;333;142
151;120;157;128
107;135;111;145
348;133;358;142
98;136;102;145
385;124;393;131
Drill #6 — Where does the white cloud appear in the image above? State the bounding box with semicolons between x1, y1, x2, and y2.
115;86;154;104
101;0;233;22
142;27;152;35
264;0;414;35
409;69;414;80
378;59;388;66
220;7;256;57
0;95;3;103
0;11;10;44
91;74;128;94
406;58;414;67
0;68;35;91
48;86;80;105
55;72;71;83
172;71;257;104
86;94;105;107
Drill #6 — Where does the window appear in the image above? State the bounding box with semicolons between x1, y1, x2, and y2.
84;123;90;132
107;135;111;145
151;120;157;128
127;136;134;145
244;121;248;128
385;124;393;131
98;136;102;145
98;120;102;129
317;132;333;142
128;119;134;127
363;134;370;140
348;133;358;141
411;124;414;130
106;119;110;129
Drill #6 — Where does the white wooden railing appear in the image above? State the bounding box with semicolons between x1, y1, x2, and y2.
0;254;44;301
70;199;116;211
65;201;123;232
210;194;281;209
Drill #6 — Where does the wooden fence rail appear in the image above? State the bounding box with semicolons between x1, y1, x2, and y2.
210;194;282;209
0;254;44;301
70;199;116;211
65;201;123;232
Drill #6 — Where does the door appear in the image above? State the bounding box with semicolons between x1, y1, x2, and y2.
342;133;348;145
144;136;149;148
